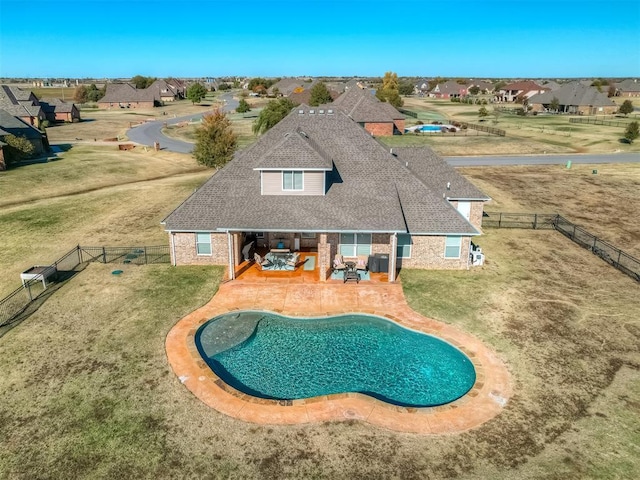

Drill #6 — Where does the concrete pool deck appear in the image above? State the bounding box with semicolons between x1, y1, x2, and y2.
166;281;512;434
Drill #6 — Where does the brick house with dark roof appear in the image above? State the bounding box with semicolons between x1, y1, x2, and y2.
0;85;47;128
615;79;640;97
40;98;81;123
328;86;405;136
97;83;159;109
528;82;617;115
429;80;469;99
0;109;47;170
162;104;489;281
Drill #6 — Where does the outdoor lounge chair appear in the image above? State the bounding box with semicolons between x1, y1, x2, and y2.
285;252;300;269
254;253;272;270
355;255;369;272
333;254;346;272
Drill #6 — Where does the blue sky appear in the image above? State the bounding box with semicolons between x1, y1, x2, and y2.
1;0;638;78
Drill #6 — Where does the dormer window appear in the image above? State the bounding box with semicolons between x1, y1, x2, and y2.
283;171;303;191
298;109;304;114
309;109;315;114
319;109;325;114
327;109;334;115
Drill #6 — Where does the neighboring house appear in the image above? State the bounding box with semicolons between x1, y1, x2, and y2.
148;79;181;102
0;85;47;128
528;82;617;115
97;83;159;109
328;86;405;136
497;80;549;103
161;104;489;281
429;80;469;99
615;79;640;97
40;98;81;123
415;78;432;93
469;80;494;94
541;80;562;91
268;78;316;96
0;109;47;170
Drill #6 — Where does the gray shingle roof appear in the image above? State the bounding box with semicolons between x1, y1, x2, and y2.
163;106;482;236
98;83;159;104
255;126;333;170
0;85;44;118
40;98;77;114
0;109;44;139
616;79;640;93
528;82;616;107
330;87;403;123
391;147;490;201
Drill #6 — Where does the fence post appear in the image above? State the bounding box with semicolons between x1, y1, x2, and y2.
572;224;576;238
144;247;148;265
534;214;538;229
499;213;502;228
593;236;597;250
77;245;82;264
617;250;622;267
102;247;106;264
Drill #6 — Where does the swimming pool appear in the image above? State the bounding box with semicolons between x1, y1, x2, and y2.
195;311;476;407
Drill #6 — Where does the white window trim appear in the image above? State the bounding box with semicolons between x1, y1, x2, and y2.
397;234;412;258
339;233;372;258
444;236;462;259
282;171;304;191
196;232;212;256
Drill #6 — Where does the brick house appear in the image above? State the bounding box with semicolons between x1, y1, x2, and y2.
0;85;47;128
97;83;159;109
497;80;549;103
162;104;489;281
327;86;405;136
0;108;47;170
528;82;617;115
429;80;469;99
40;98;81;123
615;79;640;97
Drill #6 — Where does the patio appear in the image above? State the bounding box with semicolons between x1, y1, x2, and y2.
234;251;389;284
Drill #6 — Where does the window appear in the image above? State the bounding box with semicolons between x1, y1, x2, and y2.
397;234;412;258
301;232;316;239
196;233;212;255
283;171;303;190
339;233;372;257
444;236;461;259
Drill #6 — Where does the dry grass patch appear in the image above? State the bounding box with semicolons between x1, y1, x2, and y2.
461;163;640;256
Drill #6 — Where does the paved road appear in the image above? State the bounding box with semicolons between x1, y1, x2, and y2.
445;152;640;166
126;93;238;154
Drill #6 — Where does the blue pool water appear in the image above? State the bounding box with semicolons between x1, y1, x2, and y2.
195;311;476;407
419;125;445;132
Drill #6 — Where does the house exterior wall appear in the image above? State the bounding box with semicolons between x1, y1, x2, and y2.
448;200;485;231
171;232;229;266
393;119;405;133
97;101;155;110
364;122;394;136
261;170;324;195
398;235;471;270
529;103;617;115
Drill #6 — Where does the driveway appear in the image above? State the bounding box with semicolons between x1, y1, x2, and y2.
126;93;238;153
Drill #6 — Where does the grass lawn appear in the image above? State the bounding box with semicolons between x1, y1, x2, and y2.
399;97;640;156
0;147;639;478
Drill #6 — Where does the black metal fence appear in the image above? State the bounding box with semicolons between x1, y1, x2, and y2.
483;212;640;282
398;108;418;118
569;117;637;128
0;245;170;328
458;121;506;136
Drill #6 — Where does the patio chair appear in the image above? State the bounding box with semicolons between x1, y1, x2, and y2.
355;255;369;272
285;252;300;269
254;253;272;270
333;254;346;272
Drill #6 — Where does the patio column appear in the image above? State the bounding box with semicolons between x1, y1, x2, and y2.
226;231;235;281
389;233;397;282
318;233;330;282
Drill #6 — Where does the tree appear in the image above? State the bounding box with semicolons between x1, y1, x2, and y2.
193;109;237;169
478;106;489;118
252;98;296;135
74;85;88;104
376;71;404;108
619;99;634;116
85;83;105;102
468;85;480;95
186;83;208;104
398;81;415;96
3;134;35;166
381;71;399;91
549;96;560;113
624;121;639;143
309;81;333;106
131;75;156;89
236;98;251;113
608;84;617;97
